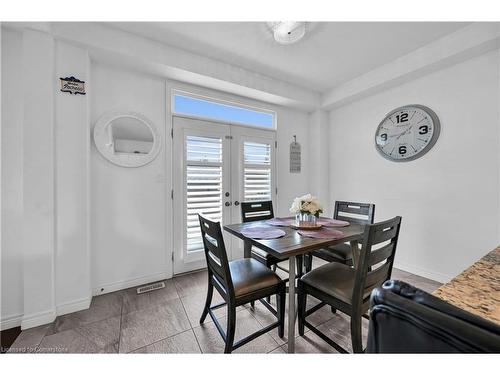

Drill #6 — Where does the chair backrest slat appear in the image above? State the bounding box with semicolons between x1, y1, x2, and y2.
334;201;375;225
353;216;402;306
241;201;274;223
198;215;234;296
368;242;395;266
364;262;391;290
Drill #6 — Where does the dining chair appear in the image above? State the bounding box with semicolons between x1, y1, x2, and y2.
298;216;402;353
241;200;304;308
305;201;375;272
198;214;286;353
241;200;304;277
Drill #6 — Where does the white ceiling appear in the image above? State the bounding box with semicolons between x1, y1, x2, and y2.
110;22;470;92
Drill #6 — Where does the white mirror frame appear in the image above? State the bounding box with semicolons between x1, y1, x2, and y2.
93;111;161;168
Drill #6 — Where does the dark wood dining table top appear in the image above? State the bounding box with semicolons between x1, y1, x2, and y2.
223;220;366;260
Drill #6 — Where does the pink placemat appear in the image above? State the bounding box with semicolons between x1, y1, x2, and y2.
298;228;345;239
241;227;286;240
266;217;295;227
316;217;350;227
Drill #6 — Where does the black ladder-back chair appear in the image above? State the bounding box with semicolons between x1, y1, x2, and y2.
298;216;402;353
305;201;375;272
241;200;304;278
198;214;286;353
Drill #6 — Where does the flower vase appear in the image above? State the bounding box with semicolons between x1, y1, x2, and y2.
296;212;317;227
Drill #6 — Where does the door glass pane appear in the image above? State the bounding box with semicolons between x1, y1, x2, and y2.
185;136;223;253
243;142;272;201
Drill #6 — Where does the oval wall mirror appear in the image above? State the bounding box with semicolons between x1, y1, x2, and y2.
93;111;161;167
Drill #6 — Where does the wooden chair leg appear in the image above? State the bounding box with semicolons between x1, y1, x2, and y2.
350;313;363;353
331;307;337;314
297;283;307;336
250;301;255;308
305;254;312;273
296;255;304;278
200;280;213;324
224;305;236;354
276;289;285;338
266;264;277;304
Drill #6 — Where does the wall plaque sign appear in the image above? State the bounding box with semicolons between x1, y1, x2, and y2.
60;76;86;95
290;136;301;173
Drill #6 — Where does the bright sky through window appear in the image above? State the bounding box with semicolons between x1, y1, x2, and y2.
174;94;274;129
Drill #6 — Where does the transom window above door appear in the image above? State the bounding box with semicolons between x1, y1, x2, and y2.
172;92;276;129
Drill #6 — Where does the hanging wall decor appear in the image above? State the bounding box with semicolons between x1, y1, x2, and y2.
59;76;86;95
290;135;301;173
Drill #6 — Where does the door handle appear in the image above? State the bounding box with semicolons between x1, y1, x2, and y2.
234;201;240;206
225;202;232;207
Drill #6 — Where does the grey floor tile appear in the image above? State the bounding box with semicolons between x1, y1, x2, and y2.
193;308;280;353
173;270;208;298
54;291;123;333
269;346;286;354
7;324;53;353
392;268;441;293
284;334;340;354
119;298;191;353
37;329;100;354
122;279;179;315
75;316;121;353
181;290;244;328
246;297;306;345
132;330;201;353
311;311;369;353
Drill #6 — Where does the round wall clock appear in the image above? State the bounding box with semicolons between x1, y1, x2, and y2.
375;104;440;162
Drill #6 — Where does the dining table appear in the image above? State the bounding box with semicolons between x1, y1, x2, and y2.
224;218;366;353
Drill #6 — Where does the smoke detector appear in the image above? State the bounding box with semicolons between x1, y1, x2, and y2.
267;22;306;45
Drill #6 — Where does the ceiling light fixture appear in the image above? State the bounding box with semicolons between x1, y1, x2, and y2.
267;22;306;45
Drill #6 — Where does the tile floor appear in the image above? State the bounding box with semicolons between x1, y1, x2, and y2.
8;265;441;354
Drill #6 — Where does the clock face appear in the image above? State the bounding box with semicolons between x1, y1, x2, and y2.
375;105;440;162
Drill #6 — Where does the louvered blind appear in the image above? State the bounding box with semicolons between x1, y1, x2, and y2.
243;142;272;201
186;136;223;253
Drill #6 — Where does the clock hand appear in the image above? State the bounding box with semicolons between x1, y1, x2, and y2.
396;125;413;140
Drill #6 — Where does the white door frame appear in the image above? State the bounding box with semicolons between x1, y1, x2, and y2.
171;116;277;275
229;126;277;259
172;116;232;274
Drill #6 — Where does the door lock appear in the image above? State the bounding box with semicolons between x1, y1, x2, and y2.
225;192;230;197
234;201;240;206
225;202;232;207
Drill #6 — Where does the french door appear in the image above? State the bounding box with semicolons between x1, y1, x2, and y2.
172;116;276;274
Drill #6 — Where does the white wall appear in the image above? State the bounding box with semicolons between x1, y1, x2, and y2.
328;50;500;282
89;72;311;293
1;28;24;328
1;25;313;328
21;29;57;328
90;63;169;294
54;41;91;314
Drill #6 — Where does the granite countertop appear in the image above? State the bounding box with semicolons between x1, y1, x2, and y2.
433;246;500;325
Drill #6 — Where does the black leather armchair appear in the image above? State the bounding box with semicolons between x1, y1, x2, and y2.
367;280;500;353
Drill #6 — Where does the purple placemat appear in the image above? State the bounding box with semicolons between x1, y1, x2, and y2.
266;217;295;227
298;228;345;239
316;217;350;227
241;227;286;239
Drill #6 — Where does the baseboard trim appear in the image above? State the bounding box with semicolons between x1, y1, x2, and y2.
56;296;92;316
394;261;452;284
92;272;170;296
1;313;23;331
21;309;56;330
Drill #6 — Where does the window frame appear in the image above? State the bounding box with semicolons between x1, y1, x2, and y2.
171;90;277;130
